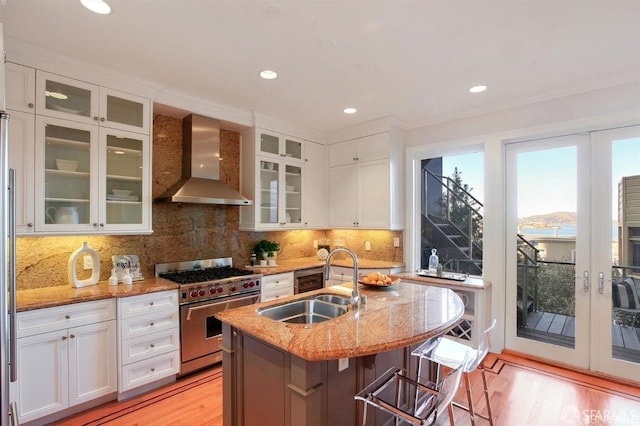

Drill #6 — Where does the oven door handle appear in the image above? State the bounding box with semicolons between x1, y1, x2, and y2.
185;293;260;320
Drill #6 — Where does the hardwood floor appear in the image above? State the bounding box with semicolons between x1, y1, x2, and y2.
53;353;640;426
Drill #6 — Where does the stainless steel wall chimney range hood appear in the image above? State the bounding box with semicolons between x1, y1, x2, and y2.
155;114;253;205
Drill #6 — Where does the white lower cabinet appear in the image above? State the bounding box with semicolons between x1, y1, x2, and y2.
261;272;294;302
12;300;117;424
117;290;180;395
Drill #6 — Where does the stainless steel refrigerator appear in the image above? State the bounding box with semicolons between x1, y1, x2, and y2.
1;21;19;426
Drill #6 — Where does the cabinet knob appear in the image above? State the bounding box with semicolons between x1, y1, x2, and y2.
150;368;155;372
61;336;67;341
65;315;71;319
93;223;98;227
150;343;155;348
93;116;99;121
100;117;105;122
69;334;75;339
99;223;105;227
149;301;154;306
28;103;34;108
27;223;33;227
149;322;155;326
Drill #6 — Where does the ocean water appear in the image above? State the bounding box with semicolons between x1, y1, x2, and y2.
520;224;618;239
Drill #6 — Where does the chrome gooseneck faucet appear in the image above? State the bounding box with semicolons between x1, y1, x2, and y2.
325;247;360;307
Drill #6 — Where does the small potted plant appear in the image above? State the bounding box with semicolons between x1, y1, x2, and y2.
253;240;280;265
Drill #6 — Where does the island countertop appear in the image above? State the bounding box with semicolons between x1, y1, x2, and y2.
215;280;464;361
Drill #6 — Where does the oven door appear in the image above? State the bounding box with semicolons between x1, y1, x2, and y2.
294;268;325;294
180;293;260;370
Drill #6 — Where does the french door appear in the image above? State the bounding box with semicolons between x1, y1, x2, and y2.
505;125;640;379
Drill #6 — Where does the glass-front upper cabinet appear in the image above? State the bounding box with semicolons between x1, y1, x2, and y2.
36;71;149;134
101;128;149;230
258;130;303;162
257;159;303;228
34;116;98;232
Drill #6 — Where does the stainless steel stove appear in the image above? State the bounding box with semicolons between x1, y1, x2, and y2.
155;257;262;375
155;257;261;304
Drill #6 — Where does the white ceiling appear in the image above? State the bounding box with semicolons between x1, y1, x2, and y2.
1;0;639;133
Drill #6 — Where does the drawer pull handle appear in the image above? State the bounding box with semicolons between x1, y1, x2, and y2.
150;343;155;348
150;322;155;326
65;315;71;319
149;301;154;306
150;368;155;372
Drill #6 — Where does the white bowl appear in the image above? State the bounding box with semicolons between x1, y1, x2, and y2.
112;189;132;196
56;159;78;172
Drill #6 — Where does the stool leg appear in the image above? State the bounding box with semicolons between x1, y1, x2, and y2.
447;403;456;426
480;367;494;426
463;372;476;426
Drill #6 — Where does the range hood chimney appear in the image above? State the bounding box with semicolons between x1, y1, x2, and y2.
155;114;252;205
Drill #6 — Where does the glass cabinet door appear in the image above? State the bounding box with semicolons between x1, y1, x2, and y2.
35;116;97;230
36;71;99;124
102;129;146;226
101;87;150;133
259;132;280;157
259;160;280;225
284;165;302;224
284;137;303;161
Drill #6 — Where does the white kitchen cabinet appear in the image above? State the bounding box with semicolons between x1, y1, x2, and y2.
302;140;326;228
36;70;150;134
261;272;294;302
6;62;36;113
257;129;304;163
328;132;403;229
241;128;324;230
7;110;35;233
12;300;117;424
117;290;180;396
32;115;151;234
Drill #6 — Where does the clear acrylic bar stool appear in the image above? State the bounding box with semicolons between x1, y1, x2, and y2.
412;319;497;426
354;353;468;426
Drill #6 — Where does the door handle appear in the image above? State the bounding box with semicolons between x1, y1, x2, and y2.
598;272;605;295
583;270;589;292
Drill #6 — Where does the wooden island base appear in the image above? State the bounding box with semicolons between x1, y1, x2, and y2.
222;324;421;426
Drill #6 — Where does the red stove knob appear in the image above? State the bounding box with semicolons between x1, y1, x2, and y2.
242;283;249;288
189;289;199;298
249;281;255;287
209;287;217;295
216;287;224;293
198;289;206;297
229;285;237;292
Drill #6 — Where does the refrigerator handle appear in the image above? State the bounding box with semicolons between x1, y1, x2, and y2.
8;168;17;383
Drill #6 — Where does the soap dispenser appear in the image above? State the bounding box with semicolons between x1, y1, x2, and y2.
428;248;439;273
123;268;133;285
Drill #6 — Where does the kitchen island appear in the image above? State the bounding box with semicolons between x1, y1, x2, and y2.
215;280;464;426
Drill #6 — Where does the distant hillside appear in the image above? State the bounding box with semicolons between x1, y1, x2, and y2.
518;211;576;228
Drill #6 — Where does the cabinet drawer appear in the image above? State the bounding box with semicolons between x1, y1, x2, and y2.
261;273;293;291
119;350;180;392
17;299;115;338
121;329;180;365
119;310;178;340
118;290;178;319
261;287;294;302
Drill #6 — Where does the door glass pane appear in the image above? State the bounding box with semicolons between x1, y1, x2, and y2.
421;152;484;275
106;95;143;128
45;79;91;118
44;124;91;225
285;165;302;224
106;133;143;225
285;138;302;160
259;160;279;224
611;137;640;363
516;146;576;349
260;133;279;156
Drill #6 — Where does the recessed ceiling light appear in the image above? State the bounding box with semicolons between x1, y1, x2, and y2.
259;70;278;80
469;85;487;93
80;0;111;15
343;107;357;114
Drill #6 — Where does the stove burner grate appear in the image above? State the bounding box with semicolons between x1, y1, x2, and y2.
159;266;253;284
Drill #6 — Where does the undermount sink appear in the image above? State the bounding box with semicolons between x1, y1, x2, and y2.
314;294;351;306
257;297;348;324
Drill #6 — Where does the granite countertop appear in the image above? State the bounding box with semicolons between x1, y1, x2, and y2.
246;256;404;276
215;280;463;361
392;272;491;290
16;278;179;312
